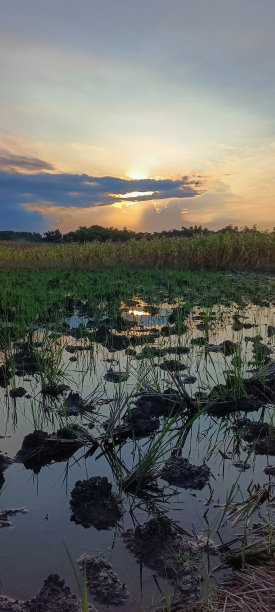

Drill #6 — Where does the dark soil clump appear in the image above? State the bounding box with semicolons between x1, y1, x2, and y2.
0;574;95;611
243;360;275;402
264;465;275;475
222;340;236;356
9;387;26;398
0;452;12;490
78;554;129;605
70;476;123;529
64;391;95;415
104;370;129;383
14;348;38;376
0;364;11;388
41;383;69;397
64;391;94;416
105;333;130;351
0;452;12;472
0;507;27;528
123;515;199;597
15;427;85;472
208;394;265;417
113;404;160;440
181;374;197;384
161;456;210;489
135;388;193;417
236;418;275;455
160;359;187;372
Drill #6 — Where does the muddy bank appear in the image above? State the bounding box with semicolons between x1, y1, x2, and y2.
0;574;96;611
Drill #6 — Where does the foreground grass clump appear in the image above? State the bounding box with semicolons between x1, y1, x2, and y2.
0;231;274;271
186;563;275;612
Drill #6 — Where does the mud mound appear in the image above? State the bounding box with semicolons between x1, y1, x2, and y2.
0;453;12;490
112;404;160;440
0;507;27;528
123;514;199;597
78;554;129;605
236;418;275;455
161;456;210;489
104;370;129;383
0;574;96;611
70;476;123;529
135;387;193;417
15;427;85;472
9;387;26;398
64;391;95;415
160;360;187;372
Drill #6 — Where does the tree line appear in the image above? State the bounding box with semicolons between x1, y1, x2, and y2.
0;224;272;243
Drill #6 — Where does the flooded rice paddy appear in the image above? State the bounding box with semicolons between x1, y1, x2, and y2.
0;269;275;611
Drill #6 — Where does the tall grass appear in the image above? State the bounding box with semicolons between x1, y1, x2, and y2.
0;231;274;271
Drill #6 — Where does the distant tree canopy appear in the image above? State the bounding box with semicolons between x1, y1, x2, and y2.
43;229;63;242
0;224;272;243
0;231;43;242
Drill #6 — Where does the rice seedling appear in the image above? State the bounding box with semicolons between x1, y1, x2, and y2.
63;542;90;612
0;264;274;610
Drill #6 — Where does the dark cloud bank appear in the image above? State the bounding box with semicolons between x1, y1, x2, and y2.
0;154;201;230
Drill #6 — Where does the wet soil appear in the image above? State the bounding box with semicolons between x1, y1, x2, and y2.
135;388;194;417
113;404;160;440
0;574;95;611
104;370;129;383
15;427;86;472
161;456;210;489
63;391;95;415
160;359;187;372
0;507;27;528
70;476;123;529
78;554;129;606
237;418;275;455
9;387;26;398
123;515;200;597
0;452;12;490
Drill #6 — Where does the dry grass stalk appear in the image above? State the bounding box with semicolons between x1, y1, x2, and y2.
184;563;275;612
0;232;274;271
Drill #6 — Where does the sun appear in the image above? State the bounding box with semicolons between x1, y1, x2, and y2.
127;171;148;180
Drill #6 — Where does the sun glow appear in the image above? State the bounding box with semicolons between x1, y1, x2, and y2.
128;309;150;316
127;171;148;180
115;190;154;199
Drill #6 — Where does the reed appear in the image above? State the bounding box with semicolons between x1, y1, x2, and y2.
0;231;274;271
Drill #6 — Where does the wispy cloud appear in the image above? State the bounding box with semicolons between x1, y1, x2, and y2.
0;152;55;173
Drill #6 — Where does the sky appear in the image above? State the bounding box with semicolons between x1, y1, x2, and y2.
0;0;275;233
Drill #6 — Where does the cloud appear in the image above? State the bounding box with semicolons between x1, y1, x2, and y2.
0;171;202;225
0;152;55;173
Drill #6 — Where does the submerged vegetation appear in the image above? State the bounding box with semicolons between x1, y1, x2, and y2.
0;229;274;271
0;266;274;610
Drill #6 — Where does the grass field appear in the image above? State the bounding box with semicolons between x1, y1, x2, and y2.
0;231;274;271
